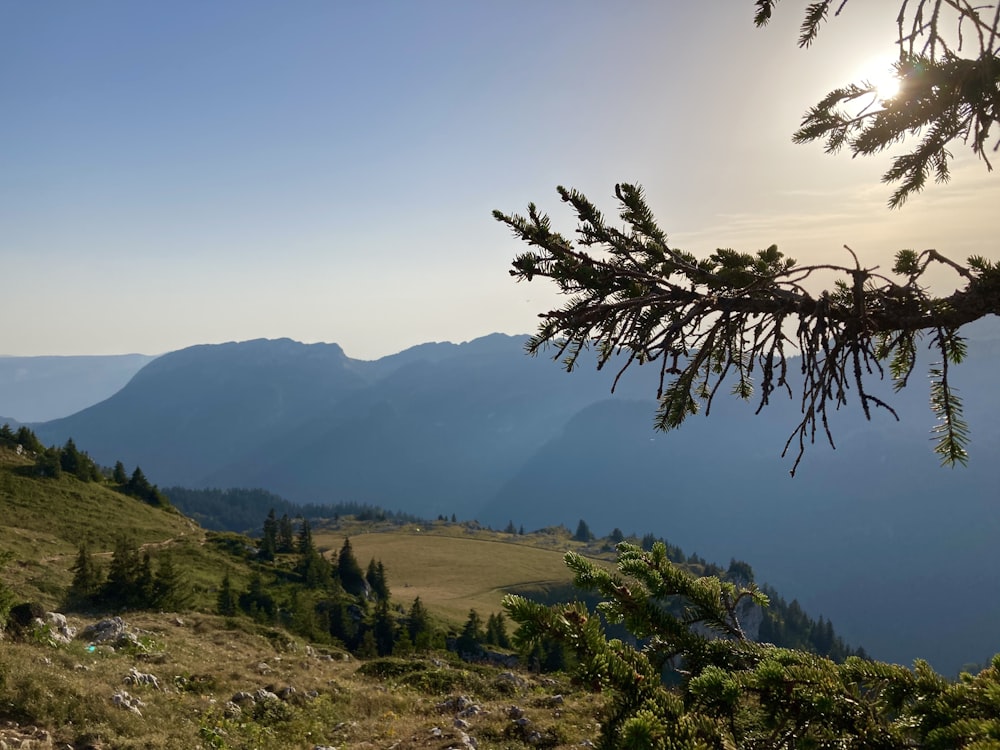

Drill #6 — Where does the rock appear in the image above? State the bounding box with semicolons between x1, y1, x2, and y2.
454;718;471;730
231;691;255;704
457;703;484;718
80;617;140;650
124;666;160;690
254;688;279;703
45;612;76;644
112;691;145;716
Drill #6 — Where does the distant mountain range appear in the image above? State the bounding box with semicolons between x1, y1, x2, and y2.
25;324;1000;674
0;353;156;422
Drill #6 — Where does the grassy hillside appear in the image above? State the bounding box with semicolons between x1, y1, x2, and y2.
0;446;607;749
1;442;866;748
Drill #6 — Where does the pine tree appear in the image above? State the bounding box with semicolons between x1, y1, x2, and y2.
112;461;128;485
260;509;277;561
67;542;103;607
504;542;1000;747
60;438;81;476
365;558;378;595
485;612;510;649
457;609;484;658
572;519;594;543
358;629;377;659
372;600;395;656
152;552;189;610
14;427;43;454
297;518;314;555
34;447;62;478
337;538;367;596
239;572;276;621
277;514;295;553
103;537;142;609
217;572;238;617
407;596;432;649
369;560;389;601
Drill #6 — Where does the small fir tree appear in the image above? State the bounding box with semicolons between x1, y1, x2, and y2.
217;572;238;617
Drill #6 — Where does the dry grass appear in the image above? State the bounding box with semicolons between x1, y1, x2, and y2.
0;454;608;747
0;611;604;749
314;524;613;627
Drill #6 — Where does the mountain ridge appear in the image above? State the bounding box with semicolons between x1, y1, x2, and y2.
23;326;1000;674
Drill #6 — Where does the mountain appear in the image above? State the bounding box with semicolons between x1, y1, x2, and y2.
30;327;1000;673
34;334;649;515
0;353;156;422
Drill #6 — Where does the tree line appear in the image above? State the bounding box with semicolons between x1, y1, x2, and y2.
1;424;169;508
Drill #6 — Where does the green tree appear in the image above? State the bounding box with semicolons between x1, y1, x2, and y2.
14;427;44;454
573;519;595;543
112;461;128;485
506;543;1000;748
336;537;366;597
297;518;314;555
124;466;168;507
407;596;433;650
239;572;276;622
485;612;511;649
276;513;295;553
152;552;190;610
67;542;103;607
456;608;484;657
33;447;62;478
260;509;277;561
371;599;395;657
365;559;389;601
103;536;143;609
217;571;238;617
59;438;81;476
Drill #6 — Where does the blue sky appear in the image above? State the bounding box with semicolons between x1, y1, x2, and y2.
3;1;997;358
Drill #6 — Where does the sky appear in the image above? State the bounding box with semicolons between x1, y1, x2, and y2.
3;1;998;359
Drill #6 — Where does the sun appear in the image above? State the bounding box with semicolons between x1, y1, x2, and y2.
872;67;901;101
858;55;902;102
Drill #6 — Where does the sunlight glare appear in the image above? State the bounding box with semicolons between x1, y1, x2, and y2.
858;55;901;102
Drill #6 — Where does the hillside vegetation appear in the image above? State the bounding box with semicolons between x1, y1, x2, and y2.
0;443;609;749
1;433;871;748
29;332;1000;672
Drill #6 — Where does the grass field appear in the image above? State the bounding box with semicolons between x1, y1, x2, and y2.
314;523;613;627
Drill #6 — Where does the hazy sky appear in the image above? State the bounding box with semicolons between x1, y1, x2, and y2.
3;1;997;359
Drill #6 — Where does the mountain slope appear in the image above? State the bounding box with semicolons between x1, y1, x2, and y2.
0;353;156;422
27;327;1000;673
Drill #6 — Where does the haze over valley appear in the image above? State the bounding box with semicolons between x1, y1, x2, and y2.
8;323;999;675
